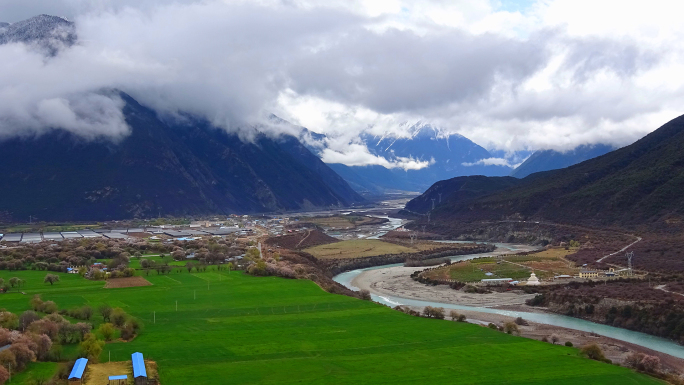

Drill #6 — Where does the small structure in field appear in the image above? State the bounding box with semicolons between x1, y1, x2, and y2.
68;358;88;385
109;374;128;385
132;352;148;385
526;272;540;286
481;278;513;285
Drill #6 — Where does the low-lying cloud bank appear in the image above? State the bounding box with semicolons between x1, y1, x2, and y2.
1;0;683;162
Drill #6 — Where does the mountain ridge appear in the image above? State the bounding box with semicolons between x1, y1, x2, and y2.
510;144;615;178
422;113;684;228
0;92;364;221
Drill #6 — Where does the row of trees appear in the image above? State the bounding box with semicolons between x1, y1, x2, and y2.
0;235;245;273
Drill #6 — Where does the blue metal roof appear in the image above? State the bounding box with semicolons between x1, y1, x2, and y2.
109;375;128;380
132;352;147;378
68;358;88;379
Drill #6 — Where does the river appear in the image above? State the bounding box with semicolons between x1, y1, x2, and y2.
333;242;684;359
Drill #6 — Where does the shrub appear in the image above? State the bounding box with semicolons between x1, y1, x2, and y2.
640;355;661;373
449;310;460;320
79;333;104;362
457;314;467;322
541;336;549;342
580;343;609;363
110;308;127;328
504;322;520;335
565;341;573;347
359;290;372;301
81;306;93;321
98;323;116;341
0;365;8;385
514;317;528;326
0;312;19;330
422;306;445;319
487;323;498;330
42;301;58;314
551;334;560;345
29;295;44;311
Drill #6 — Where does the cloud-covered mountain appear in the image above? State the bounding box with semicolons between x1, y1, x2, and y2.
308;124;514;194
510;144;615;178
0;93;364;221
0;14;75;55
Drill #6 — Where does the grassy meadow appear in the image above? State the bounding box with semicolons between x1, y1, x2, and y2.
0;269;663;384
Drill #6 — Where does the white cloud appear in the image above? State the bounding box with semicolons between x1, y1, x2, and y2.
1;0;684;156
462;157;522;168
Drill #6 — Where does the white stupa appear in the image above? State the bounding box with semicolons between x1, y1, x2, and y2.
527;272;540;286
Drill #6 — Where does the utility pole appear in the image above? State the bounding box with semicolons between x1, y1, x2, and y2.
431;198;436;210
427;212;431;224
438;193;442;203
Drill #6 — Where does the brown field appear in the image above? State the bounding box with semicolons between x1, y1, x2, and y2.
265;230;339;250
85;360;159;385
85;361;131;385
303;239;415;259
105;276;153;288
305;215;385;229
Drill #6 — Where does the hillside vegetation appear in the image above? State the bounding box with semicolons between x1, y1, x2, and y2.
424;114;684;227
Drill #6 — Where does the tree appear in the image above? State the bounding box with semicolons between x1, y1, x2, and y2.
10;343;36;370
98;304;112;322
551;334;560;344
172;250;185;261
81;306;93;321
0;312;19;330
19;311;41;331
185;262;194;273
422;306;445;319
79;333;104;362
44;274;59;286
98;323;116;342
0;365;8;385
31;333;52;361
0;350;16;374
78;266;87;276
9;277;19;289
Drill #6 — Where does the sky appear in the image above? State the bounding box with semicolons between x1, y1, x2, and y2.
1;0;684;168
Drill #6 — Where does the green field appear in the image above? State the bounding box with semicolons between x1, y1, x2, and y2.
0;270;662;384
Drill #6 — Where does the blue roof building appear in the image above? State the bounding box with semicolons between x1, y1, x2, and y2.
109;374;128;385
68;358;88;384
132;352;148;385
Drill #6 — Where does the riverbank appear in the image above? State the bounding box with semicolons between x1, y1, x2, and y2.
425;307;684;375
341;244;684;374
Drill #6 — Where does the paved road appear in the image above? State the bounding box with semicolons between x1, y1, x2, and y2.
597;236;642;262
